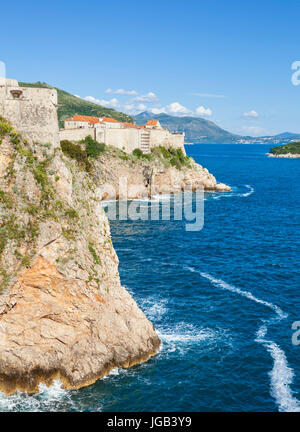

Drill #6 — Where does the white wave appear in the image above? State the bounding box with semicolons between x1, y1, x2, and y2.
194;269;286;319
156;322;219;356
238;184;254;197
0;379;74;412
255;335;300;412
187;267;299;412
139;297;168;321
208;184;254;200
102;367;120;378
158;327;215;344
152;194;173;202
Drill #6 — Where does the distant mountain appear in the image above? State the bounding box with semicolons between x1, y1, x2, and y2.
134;112;240;144
20;82;133;128
17;86;300;144
273;132;300;139
134;112;300;145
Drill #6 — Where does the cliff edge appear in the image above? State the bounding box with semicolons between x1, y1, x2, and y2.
0;117;160;395
79;143;230;201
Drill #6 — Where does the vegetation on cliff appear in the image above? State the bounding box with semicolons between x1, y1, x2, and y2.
0;116;94;290
0;115;160;394
20;82;133;128
270;141;300;155
60;135;194;172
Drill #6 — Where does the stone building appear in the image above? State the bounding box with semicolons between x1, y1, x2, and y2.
0;78;59;147
0;78;184;154
59;115;185;154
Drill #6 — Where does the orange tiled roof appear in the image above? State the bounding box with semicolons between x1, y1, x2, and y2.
66;115;121;124
101;117;119;123
66;116;147;128
123;122;145;129
146;120;159;126
66;115;100;123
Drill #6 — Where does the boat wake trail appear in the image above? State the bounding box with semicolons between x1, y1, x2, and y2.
238;184;254;197
187;267;300;412
210;184;254;200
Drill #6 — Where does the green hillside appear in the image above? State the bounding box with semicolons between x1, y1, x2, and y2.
20;82;133;128
270;141;300;155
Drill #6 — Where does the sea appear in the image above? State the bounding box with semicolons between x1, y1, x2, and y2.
0;144;299;412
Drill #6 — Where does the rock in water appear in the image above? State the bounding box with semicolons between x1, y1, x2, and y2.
0;118;160;395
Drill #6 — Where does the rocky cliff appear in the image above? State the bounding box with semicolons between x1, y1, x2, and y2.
90;146;230;201
0;118;160;395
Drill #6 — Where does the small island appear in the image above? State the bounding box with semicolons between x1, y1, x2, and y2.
267;141;300;158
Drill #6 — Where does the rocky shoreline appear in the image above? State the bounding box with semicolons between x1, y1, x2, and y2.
267;152;300;158
0;118;229;395
0;122;161;395
95;150;230;202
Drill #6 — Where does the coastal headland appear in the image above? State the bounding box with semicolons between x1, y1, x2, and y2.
0;79;229;394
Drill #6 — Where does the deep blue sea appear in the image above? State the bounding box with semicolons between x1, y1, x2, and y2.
0;144;299;412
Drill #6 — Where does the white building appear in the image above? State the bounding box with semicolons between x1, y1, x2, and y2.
59;115;185;154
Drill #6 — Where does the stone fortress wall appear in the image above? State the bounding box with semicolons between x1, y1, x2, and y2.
60;117;186;154
0;78;59;147
0;78;184;154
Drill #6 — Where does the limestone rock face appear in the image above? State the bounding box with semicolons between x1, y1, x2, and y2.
95;153;230;200
267;152;300;158
0;120;160;395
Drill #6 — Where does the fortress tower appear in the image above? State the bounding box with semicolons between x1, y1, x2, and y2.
0;78;59;147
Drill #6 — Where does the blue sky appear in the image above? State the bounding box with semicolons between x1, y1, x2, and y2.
1;0;300;136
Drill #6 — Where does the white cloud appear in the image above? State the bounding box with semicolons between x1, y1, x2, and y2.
137;103;148;111
166;102;191;115
133;92;158;103
150;107;167;114
81;93;211;118
191;93;225;98
242;110;259;118
84;96;120;109
196;106;212;116
147;102;191;116
115;88;138;95
122;104;138;115
135;102;212;117
105;88;138;95
240;125;265;136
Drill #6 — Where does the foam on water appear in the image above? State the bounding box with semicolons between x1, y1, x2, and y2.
187;267;300;412
255;334;300;412
238;184;255;197
209;184;254;200
196;270;287;319
157;322;218;355
138;297;168;321
0;380;75;412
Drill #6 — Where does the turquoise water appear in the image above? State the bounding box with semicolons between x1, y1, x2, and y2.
0;144;299;412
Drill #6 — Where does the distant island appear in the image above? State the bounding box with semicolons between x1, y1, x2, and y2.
268;141;300;158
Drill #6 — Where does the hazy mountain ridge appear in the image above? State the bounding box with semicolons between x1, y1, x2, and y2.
16;85;300;144
134;112;240;144
134;112;300;145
